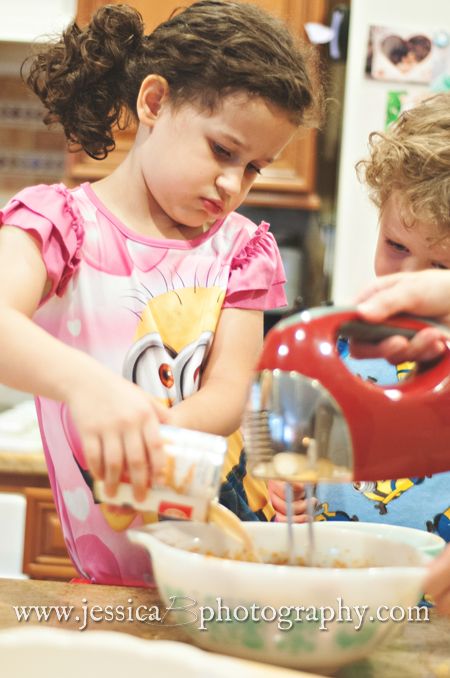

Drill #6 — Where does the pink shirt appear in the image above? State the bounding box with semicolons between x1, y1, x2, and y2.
0;182;286;585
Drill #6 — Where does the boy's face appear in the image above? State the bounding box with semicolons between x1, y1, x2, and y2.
374;193;450;276
139;92;297;230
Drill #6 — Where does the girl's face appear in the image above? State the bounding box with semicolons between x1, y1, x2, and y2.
374;193;450;276
139;92;297;231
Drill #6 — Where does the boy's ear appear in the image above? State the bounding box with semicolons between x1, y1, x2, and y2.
137;75;170;125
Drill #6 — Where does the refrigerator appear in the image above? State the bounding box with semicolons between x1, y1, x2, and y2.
331;0;450;303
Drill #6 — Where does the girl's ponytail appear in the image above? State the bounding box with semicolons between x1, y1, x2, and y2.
24;5;146;159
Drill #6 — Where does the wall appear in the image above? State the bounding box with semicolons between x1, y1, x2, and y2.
332;0;450;302
0;0;76;43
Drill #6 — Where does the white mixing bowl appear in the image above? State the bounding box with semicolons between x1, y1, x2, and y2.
322;521;445;558
128;521;430;674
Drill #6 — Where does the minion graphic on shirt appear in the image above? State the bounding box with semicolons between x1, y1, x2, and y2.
123;286;221;406
353;478;426;515
427;506;450;542
315;502;358;522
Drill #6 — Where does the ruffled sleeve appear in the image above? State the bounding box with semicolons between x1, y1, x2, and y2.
0;183;84;300
223;222;287;311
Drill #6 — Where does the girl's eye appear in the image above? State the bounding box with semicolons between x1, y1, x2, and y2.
432;261;449;270
247;163;262;175
386;238;409;253
212;142;262;175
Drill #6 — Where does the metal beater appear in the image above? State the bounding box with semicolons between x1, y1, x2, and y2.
244;369;353;565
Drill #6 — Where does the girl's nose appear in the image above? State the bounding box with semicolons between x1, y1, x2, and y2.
216;167;244;197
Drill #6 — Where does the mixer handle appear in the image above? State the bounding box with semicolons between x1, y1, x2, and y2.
339;319;418;344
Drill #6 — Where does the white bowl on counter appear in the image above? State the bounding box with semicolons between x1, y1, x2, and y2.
0;627;319;678
128;521;430;674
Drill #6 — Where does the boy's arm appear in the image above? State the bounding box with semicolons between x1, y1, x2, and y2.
424;544;450;615
356;270;450;324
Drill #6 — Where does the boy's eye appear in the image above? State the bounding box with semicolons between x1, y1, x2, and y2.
432;261;449;270
212;143;231;159
386;238;409;253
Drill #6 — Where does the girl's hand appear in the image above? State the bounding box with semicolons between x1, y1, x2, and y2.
268;480;318;523
424;545;450;615
352;271;450;364
66;369;169;503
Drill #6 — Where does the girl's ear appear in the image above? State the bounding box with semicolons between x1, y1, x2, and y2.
137;75;170;125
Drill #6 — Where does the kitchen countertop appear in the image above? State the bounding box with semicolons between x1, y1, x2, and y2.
0;579;449;677
0;447;48;490
0;449;46;476
0;400;46;478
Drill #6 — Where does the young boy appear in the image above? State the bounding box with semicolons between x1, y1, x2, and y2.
315;94;450;546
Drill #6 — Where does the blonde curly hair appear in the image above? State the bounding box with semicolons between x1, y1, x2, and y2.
357;93;450;231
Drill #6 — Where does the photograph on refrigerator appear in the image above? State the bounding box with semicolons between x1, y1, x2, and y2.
365;25;450;85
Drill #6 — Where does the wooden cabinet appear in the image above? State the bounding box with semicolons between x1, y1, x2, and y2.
0;475;76;581
67;0;326;209
23;488;77;581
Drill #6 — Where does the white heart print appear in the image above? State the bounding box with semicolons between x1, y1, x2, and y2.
63;487;90;521
67;319;81;336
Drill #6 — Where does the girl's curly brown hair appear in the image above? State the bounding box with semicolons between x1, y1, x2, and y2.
357;93;450;231
24;1;324;160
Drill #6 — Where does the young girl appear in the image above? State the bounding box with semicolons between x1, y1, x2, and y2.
315;94;450;548
0;1;322;585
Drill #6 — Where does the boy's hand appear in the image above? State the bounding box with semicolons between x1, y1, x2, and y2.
424;545;450;615
67;369;169;503
352;271;450;364
349;327;446;365
268;480;318;523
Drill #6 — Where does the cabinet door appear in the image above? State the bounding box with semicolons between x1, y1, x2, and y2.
69;0;325;208
23;488;77;581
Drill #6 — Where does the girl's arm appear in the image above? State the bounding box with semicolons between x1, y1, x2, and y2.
167;307;263;435
0;226;167;502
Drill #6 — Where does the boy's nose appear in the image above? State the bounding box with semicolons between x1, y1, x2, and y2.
400;257;428;272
